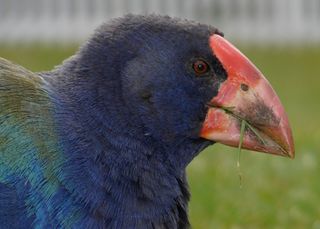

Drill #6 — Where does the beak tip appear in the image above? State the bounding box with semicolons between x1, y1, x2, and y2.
287;148;295;159
286;152;295;159
285;128;295;159
280;136;295;159
283;139;295;159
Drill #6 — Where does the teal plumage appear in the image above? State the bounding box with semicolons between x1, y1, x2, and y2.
0;57;97;228
0;58;75;227
0;58;59;179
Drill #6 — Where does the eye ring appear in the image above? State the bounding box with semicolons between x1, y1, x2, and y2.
192;59;210;76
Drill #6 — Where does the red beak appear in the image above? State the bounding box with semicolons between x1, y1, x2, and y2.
200;35;295;158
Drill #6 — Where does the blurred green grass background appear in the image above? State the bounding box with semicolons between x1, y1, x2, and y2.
1;44;319;228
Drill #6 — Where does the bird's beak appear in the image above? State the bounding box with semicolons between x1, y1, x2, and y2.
200;35;294;158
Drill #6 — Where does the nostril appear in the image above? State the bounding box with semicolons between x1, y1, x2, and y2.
240;83;249;91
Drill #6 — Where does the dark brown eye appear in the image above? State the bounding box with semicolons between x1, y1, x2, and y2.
192;59;210;75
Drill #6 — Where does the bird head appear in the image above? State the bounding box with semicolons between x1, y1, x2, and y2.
76;15;294;165
51;16;296;223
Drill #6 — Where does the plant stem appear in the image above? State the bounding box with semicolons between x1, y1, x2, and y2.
238;119;246;188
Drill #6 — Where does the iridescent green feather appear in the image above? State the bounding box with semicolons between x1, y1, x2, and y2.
0;58;63;209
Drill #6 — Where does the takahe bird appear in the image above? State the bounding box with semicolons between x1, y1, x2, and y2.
0;15;294;228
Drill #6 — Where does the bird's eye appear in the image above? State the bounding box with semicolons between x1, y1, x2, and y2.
192;59;210;76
